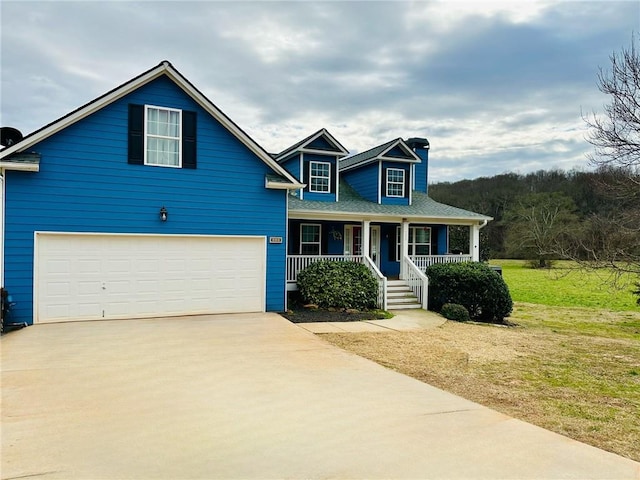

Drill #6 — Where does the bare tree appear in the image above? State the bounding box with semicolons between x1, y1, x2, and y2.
504;192;579;268
580;36;640;303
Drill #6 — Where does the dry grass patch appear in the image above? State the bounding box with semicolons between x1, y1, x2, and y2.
320;303;640;462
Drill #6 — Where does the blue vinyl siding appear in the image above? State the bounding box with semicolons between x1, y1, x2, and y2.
280;155;301;180
414;147;429;193
4;75;287;323
381;161;410;206
342;163;379;203
279;155;303;198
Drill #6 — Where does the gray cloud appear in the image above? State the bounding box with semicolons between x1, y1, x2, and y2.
1;0;637;181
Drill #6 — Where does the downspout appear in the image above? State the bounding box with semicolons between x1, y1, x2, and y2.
0;171;4;289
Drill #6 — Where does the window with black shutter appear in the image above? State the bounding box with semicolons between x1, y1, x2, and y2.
128;104;197;169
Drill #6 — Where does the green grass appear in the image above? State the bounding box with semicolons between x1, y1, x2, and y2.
491;259;639;311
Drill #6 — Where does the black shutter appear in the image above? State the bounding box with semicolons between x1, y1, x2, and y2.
128;104;144;165
290;221;300;254
388;226;397;261
320;224;328;255
404;168;410;198
381;167;387;198
182;110;197;169
431;227;437;255
330;163;336;194
304;161;310;192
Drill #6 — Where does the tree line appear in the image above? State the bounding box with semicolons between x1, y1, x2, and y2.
429;168;632;262
430;36;640;305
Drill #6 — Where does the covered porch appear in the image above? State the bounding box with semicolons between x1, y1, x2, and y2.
286;217;485;310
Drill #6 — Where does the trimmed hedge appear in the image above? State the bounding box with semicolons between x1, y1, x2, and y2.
440;303;470;322
297;261;378;310
426;262;513;323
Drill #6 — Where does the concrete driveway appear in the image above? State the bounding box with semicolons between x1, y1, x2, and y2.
2;313;639;479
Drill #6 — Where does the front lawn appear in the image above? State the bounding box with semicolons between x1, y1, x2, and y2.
491;259;639;311
321;303;640;462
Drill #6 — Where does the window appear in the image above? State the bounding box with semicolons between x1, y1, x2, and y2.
396;226;431;259
128;104;197;169
386;168;405;197
300;224;321;255
145;106;181;167
309;161;331;193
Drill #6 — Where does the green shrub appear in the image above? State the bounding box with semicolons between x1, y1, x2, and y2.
297;261;378;310
426;262;513;323
440;303;470;322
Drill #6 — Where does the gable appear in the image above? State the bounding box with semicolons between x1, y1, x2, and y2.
0;61;301;189
383;144;415;160
307;136;338;151
275;128;349;163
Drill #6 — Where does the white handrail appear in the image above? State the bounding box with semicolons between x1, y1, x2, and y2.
287;255;363;283
363;256;387;310
410;254;472;271
402;255;429;309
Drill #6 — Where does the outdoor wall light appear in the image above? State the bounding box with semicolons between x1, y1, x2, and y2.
160;206;168;222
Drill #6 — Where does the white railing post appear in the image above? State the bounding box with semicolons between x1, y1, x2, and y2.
402;255;429;309
363;255;387;310
286;255;364;283
409;254;473;272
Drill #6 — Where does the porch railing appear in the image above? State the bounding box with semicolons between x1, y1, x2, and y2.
410;254;472;271
402;255;429;309
286;255;363;283
363;256;387;310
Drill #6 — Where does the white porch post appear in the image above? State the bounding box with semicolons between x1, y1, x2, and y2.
400;220;409;278
470;223;480;261
362;220;370;258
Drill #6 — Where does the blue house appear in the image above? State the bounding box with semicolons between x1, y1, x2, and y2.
277;130;491;309
0;61;302;325
0;61;490;326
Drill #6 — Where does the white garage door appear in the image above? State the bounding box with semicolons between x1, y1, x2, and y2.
35;233;266;323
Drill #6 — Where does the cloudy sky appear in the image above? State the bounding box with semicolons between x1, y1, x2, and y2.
1;1;637;182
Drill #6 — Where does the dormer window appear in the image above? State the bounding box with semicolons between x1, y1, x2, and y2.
386;168;405;197
309;161;331;193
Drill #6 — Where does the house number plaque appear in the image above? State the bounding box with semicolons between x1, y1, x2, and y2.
269;237;283;244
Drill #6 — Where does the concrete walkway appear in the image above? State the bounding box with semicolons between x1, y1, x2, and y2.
297;308;446;333
2;313;639;479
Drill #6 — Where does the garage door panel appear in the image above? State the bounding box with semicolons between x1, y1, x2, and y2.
36;234;266;323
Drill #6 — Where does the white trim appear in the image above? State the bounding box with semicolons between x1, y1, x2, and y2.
377;161;382;204
412;164;415;191
386;168;405;197
287;210;491;223
285;194;290;311
396;226;431;260
379;139;421;163
33;231;267;324
0;61;300;187
308;161;331;193
300;153;304;200
275;128;350;162
0;162;39;172
265;178;304;190
335;155;340;202
339;138;421;173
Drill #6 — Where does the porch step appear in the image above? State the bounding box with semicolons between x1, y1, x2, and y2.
386;280;422;310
